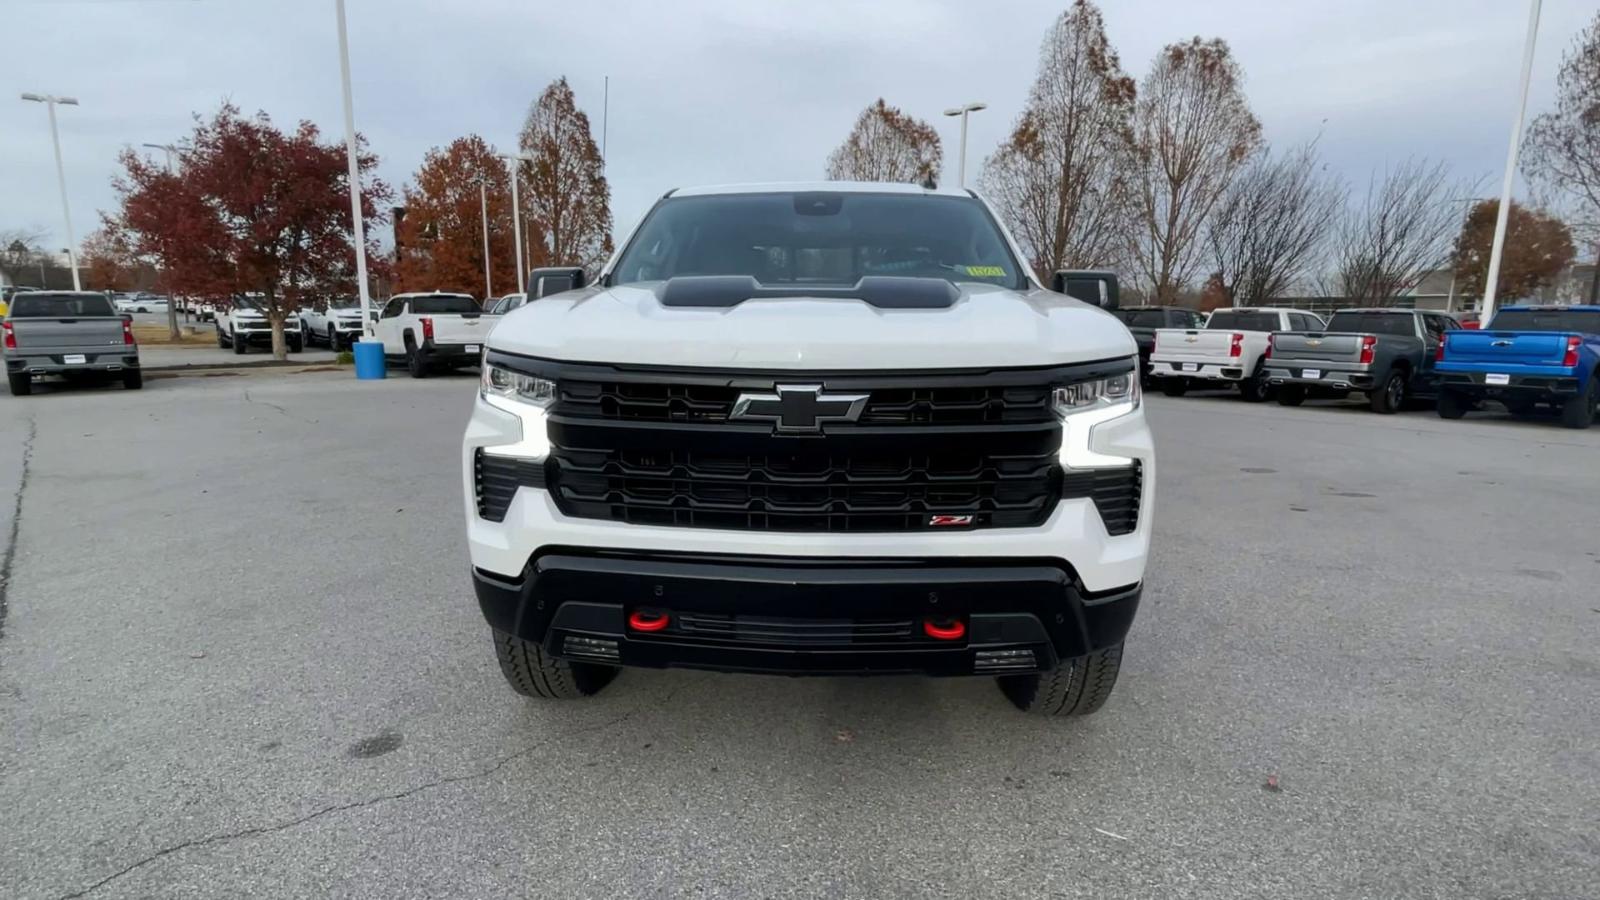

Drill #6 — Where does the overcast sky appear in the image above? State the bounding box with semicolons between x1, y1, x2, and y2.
2;0;1594;258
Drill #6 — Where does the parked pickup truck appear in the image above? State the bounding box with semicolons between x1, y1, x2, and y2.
1436;305;1600;429
1264;309;1459;413
217;296;304;354
2;291;141;395
1150;307;1325;401
298;297;376;350
1112;306;1206;382
374;292;499;377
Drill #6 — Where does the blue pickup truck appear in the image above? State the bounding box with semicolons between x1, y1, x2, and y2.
1435;305;1600;429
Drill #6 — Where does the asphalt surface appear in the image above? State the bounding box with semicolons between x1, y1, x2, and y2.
1;374;1597;899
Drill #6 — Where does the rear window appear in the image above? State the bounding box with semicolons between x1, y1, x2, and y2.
1206;311;1280;332
410;296;479;314
1114;309;1169;329
9;293;116;318
1325;313;1417;336
1488;309;1600;334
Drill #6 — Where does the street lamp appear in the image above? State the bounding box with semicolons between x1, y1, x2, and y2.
479;181;492;299
942;102;987;189
499;153;532;294
142;142;179;171
21;92;82;290
142;143;185;334
332;0;377;354
1480;0;1542;325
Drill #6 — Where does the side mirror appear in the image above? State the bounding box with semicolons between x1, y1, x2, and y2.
528;266;586;299
1051;270;1119;310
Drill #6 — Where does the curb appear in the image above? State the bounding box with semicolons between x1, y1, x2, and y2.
142;359;346;373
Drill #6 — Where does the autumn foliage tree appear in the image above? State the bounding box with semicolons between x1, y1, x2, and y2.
979;1;1135;279
108;104;391;358
1449;200;1575;301
825;99;943;185
518;78;613;273
395;135;517;296
80;227;139;293
1125;37;1262;303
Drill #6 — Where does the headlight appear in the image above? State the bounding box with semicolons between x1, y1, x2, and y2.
1054;367;1140;468
479;361;554;460
1053;372;1139;415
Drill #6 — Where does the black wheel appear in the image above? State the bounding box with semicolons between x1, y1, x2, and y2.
1160;378;1189;397
1238;368;1272;403
288;337;303;354
1277;385;1307;407
1369;369;1405;414
1437;388;1468;420
216;326;227;348
493;628;617;699
998;643;1123;717
406;341;428;378
122;369;143;390
7;373;32;397
232;334;246;355
328;326;339;350
1560;376;1597;430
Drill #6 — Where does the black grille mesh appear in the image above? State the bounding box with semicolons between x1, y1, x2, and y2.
1059;462;1142;536
474;450;546;522
556;380;1054;425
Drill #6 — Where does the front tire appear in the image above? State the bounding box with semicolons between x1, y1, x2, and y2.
998;643;1123;717
1437;388;1468;420
406;342;428;379
232;334;246;355
1369;369;1405;414
7;373;32;397
1277;385;1307;407
1560;376;1597;430
288;336;303;354
1160;378;1189;397
122;369;143;390
493;629;617;699
1238;370;1272;403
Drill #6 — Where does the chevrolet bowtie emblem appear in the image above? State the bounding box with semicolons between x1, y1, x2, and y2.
731;384;868;433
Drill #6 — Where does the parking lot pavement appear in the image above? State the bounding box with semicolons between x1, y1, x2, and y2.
1;376;1597;899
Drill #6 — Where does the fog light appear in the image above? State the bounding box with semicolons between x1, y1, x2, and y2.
563;635;620;662
974;648;1037;671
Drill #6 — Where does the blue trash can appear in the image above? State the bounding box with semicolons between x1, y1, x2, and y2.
353;339;386;380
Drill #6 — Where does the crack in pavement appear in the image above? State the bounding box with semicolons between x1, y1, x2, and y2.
53;696;662;900
0;415;37;647
241;389;316;425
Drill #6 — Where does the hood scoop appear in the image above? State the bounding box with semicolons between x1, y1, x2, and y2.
653;275;960;310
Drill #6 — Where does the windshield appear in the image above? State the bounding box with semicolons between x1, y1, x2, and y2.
1488;309;1600;333
1326;312;1416;336
9;293;116;318
1206;310;1280;332
609;192;1027;290
1115;309;1169;328
410;295;480;314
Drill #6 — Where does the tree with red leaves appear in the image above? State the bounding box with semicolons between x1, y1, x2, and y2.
108;104;391;359
395;135;518;296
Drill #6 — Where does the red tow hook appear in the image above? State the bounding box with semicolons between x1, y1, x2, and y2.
628;609;671;632
923;617;967;641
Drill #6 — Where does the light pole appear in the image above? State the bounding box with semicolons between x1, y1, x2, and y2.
1480;0;1542;326
499;153;532;294
942;102;987;189
143;143;184;335
480;181;493;299
21;92;82;290
333;0;376;346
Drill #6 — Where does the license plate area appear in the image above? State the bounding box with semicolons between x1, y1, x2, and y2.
1485;373;1510;386
466;344;481;354
63;354;87;365
1302;368;1321;379
1181;363;1199;372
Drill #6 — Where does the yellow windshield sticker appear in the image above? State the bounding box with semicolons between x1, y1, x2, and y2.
965;265;1006;277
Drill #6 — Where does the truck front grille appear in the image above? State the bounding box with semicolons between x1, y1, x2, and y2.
1059;463;1142;536
557;380;1055;425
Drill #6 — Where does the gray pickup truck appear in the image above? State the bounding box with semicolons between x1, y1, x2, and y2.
1264;308;1458;413
3;291;142;396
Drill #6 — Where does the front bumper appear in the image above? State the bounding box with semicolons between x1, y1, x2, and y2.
1439;371;1580;401
5;351;139;375
473;551;1140;676
1149;359;1245;382
1264;362;1375;391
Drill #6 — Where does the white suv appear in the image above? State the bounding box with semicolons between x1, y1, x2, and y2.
461;182;1154;716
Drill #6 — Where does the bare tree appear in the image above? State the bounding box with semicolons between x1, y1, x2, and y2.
1207;141;1345;306
0;227;49;288
1125;37;1263;303
1521;10;1600;300
519;77;613;272
1333;158;1465;304
825;99;942;184
978;1;1135;279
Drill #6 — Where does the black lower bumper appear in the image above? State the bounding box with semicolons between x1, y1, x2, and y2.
1440;372;1579;401
472;550;1140;677
423;343;482;366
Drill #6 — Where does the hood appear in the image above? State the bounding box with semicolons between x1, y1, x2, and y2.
488;282;1136;369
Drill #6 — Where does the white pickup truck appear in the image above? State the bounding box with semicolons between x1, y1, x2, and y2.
297;297;375;350
374;292;499;377
216;296;303;354
1149;307;1325;401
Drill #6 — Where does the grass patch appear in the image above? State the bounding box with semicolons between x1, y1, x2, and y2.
336;350;355;365
131;323;214;345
